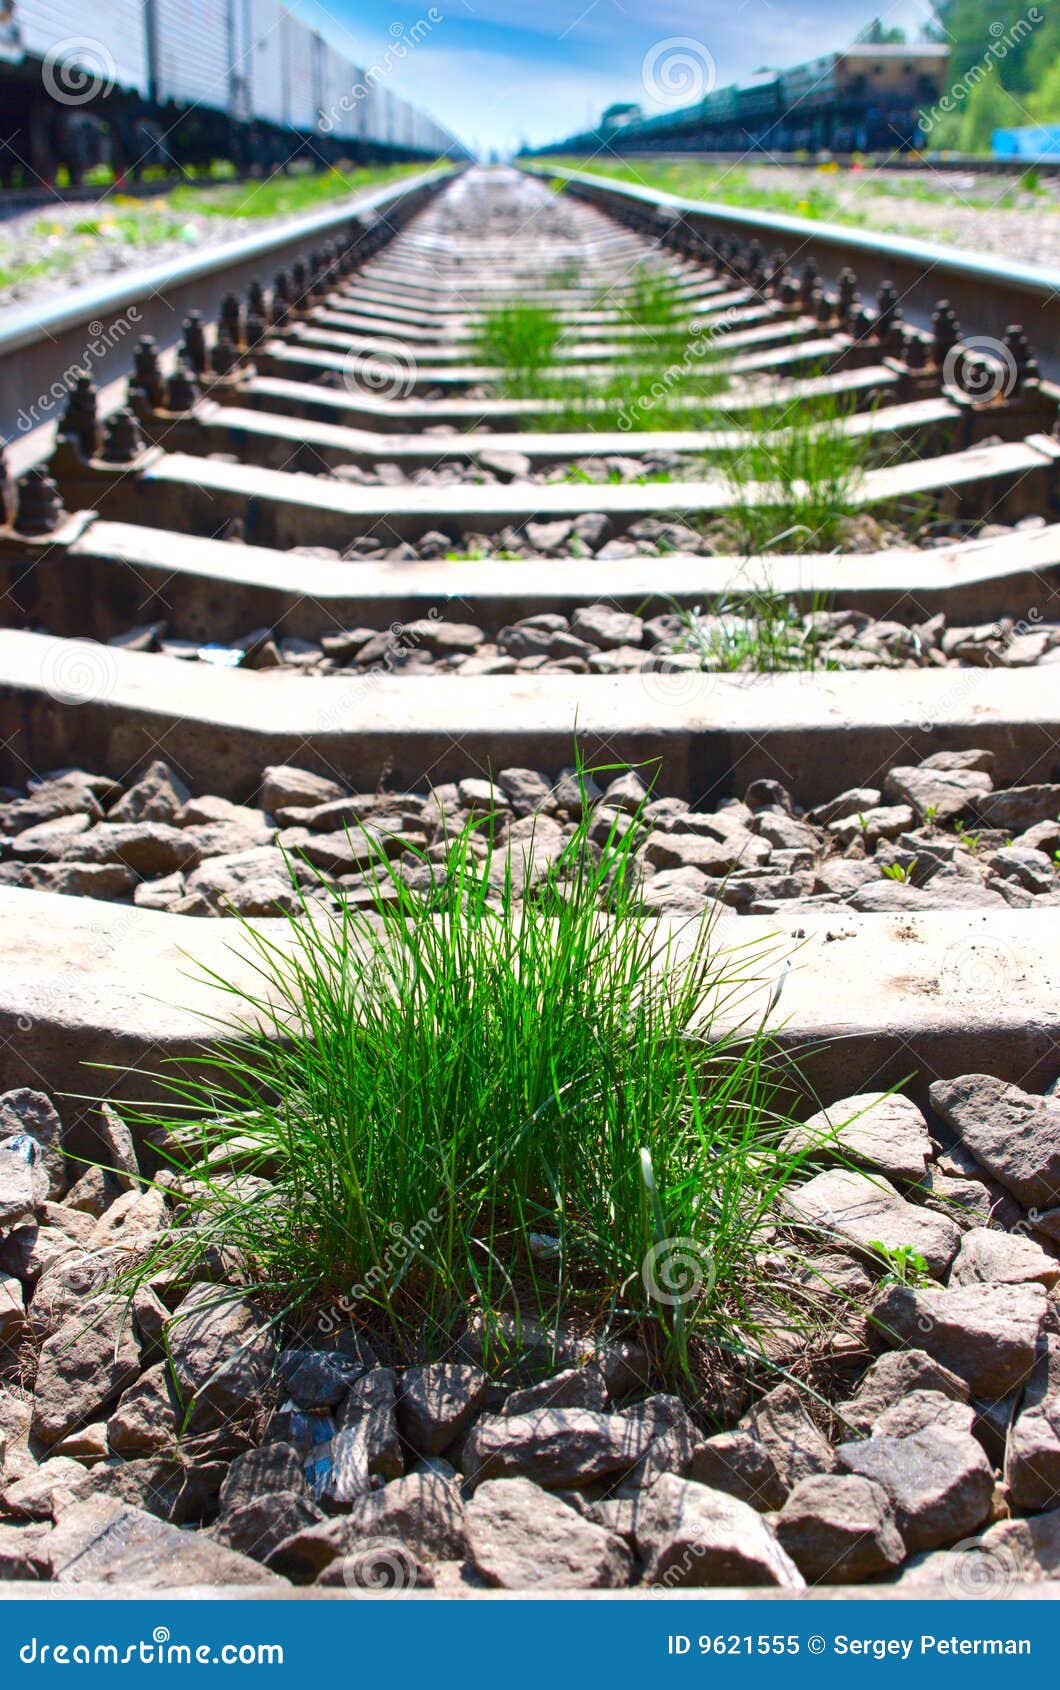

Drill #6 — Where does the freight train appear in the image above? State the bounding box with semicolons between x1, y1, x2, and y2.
529;45;951;159
0;0;463;187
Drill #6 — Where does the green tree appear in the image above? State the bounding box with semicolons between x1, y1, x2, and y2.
1027;59;1060;123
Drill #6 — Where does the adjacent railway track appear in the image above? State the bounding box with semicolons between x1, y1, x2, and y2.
527;161;1060;382
2;161;1060;1594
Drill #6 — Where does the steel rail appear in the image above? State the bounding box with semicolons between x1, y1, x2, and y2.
0;164;459;466
522;161;1060;380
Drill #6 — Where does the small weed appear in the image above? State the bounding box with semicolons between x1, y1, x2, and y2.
719;399;871;555
869;1241;932;1288
880;861;916;884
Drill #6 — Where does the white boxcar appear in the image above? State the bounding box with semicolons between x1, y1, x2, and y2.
151;0;233;113
358;78;386;146
9;0;149;95
281;9;315;131
316;36;349;137
229;0;252;121
246;0;284;126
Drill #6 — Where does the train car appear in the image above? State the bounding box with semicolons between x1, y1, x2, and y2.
0;0;462;184
282;9;316;134
530;43;950;161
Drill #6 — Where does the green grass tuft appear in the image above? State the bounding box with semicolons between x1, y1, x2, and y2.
114;773;813;1383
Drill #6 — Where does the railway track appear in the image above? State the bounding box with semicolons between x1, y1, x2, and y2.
2;161;1060;1593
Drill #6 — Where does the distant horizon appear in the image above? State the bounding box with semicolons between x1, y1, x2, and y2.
288;0;940;157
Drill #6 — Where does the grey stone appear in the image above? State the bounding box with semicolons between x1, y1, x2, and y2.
775;1473;905;1583
397;1363;490;1455
347;1471;467;1563
884;764;991;821
687;1430;786;1510
570;605;644;649
1005;1342;1060;1513
929;1075;1060;1209
466;1476;631;1589
975;787;1060;831
167;1285;276;1432
635;1473;804;1589
872;1389;976;1440
335;1368;403;1479
503;1367;608;1417
30;1300;141;1445
738;1384;836;1491
459;1409;651;1489
872;1282;1045;1396
279;1350;360;1412
107;1363;180;1456
2;1456;93;1521
784;1166;960;1275
219;1442;308;1513
974;1510;1060;1582
837;1425;993;1552
108;761;190;826
841;1350;969;1435
0;1522;51;1580
48;1498;286;1587
260;766;345;813
212;1490;323;1563
66;822;199;877
950;1227;1059;1288
787;1091;932;1182
89;1455;226;1524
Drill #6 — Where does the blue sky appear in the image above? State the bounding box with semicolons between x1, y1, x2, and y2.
294;0;938;156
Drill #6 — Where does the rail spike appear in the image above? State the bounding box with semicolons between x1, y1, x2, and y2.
166;365;200;413
132;336;166;409
1005;325;1038;392
219;291;243;347
210;336;240;377
14;467;66;537
246;279;268;323
100;408;145;465
59;370;100;460
182;311;208;375
932;299;961;366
